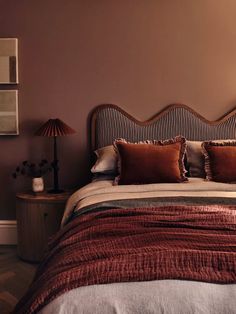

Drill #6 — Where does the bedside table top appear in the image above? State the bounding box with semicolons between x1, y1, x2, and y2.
16;190;73;203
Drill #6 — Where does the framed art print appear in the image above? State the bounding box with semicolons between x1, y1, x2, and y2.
0;90;19;135
0;38;18;84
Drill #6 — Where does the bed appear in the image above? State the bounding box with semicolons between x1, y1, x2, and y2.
15;104;236;314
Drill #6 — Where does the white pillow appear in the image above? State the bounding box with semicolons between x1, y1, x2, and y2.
91;145;117;174
186;141;205;177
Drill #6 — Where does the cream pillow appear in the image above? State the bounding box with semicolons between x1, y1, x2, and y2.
186;141;205;177
91;145;117;174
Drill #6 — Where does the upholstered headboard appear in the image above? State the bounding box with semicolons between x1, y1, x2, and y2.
90;104;236;150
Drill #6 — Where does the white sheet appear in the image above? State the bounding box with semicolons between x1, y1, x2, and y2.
41;280;236;314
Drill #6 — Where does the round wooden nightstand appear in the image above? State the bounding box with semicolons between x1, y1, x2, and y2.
16;191;71;262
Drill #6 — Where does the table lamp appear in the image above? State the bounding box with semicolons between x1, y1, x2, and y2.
35;118;76;193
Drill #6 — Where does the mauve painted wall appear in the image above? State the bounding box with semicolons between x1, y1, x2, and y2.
1;0;236;219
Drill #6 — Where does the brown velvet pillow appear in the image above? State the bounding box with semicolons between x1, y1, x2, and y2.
202;141;236;182
114;136;187;185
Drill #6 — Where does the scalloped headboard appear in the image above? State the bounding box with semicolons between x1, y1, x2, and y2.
90;104;236;150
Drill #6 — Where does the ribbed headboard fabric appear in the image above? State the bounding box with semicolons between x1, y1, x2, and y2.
91;104;236;150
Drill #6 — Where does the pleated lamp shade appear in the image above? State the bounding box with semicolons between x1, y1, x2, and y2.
35;118;76;137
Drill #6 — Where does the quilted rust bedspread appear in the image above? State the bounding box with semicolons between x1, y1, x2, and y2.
14;205;236;314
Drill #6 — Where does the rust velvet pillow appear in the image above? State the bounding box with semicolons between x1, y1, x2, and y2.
114;136;187;185
202;141;236;182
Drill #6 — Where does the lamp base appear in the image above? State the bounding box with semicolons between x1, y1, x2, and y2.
47;189;64;194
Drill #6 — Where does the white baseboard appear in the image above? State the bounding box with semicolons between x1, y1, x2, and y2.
0;220;17;245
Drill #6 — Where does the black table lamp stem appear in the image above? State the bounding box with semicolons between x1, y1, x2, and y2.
53;136;59;191
48;136;64;194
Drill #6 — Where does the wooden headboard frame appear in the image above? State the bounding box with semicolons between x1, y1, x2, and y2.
90;104;236;151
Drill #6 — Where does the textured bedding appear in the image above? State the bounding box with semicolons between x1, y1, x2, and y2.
15;179;236;314
62;178;236;225
16;204;236;313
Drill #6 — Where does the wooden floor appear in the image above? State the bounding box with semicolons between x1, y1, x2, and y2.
0;245;37;314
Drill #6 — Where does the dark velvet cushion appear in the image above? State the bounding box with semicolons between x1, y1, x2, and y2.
114;136;187;185
202;141;236;182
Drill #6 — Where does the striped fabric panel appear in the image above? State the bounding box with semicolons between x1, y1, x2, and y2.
94;107;236;149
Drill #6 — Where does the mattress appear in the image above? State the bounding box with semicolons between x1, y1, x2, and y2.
38;178;236;314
